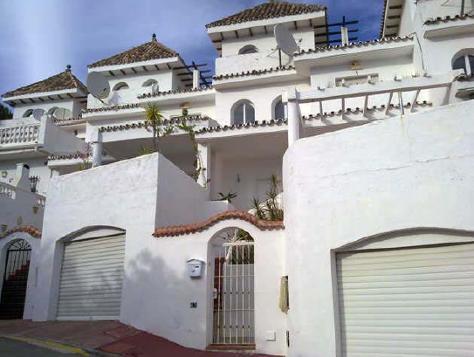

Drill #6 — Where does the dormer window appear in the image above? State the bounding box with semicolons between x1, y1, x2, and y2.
238;45;258;55
232;100;255;125
452;50;474;77
113;82;129;91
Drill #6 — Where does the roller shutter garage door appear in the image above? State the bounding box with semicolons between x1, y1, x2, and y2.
57;234;125;320
337;242;474;357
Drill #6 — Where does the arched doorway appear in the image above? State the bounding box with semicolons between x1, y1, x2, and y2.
0;240;32;319
211;228;255;346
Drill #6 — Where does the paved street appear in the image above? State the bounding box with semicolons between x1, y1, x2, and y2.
0;337;83;356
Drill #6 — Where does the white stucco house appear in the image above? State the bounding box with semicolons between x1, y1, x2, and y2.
1;0;474;356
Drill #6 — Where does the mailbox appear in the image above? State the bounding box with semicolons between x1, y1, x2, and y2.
187;259;204;278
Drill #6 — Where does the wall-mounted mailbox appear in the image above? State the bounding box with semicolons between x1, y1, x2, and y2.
187;259;204;278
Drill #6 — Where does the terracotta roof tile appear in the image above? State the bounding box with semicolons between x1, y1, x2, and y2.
1;225;41;239
153;210;284;238
206;1;325;28
88;35;178;68
2;67;87;98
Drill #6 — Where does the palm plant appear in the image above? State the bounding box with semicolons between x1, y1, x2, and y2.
144;103;174;152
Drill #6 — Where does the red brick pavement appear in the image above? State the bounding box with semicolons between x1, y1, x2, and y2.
0;320;281;357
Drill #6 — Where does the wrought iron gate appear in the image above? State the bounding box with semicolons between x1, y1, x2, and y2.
0;240;31;319
213;240;255;345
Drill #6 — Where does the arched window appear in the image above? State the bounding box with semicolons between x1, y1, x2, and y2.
272;97;286;120
452;50;474;77
112;82;129;91
23;109;34;117
142;79;158;87
238;45;258;55
232;100;255;125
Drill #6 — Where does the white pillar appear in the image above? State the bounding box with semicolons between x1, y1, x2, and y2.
197;142;211;188
86;126;102;167
91;140;103;167
341;26;349;46
193;69;200;89
285;88;301;146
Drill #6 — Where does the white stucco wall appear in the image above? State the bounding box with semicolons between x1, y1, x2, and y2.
87;70;176;109
283;100;474;357
32;152;285;355
12;99;83;120
215;80;311;126
211;156;283;210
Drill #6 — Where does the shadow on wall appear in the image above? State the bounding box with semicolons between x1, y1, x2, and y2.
123;247;206;340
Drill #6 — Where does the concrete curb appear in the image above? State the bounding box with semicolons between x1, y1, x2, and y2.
1;335;92;356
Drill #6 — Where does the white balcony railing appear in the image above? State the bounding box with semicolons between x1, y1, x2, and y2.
0;182;16;199
0;123;40;146
0;116;88;156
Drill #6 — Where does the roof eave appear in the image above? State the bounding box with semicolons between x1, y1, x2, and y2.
381;0;403;38
87;56;182;73
2;88;85;104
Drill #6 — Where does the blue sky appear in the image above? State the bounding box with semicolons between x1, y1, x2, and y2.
0;0;384;103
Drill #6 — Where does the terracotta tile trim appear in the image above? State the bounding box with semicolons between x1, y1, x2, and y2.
85;103;142;113
213;65;295;81
98;115;211;133
196;119;287;135
425;14;474;25
1;226;42;239
302;101;433;120
138;86;213;99
295;36;413;56
153;210;284;238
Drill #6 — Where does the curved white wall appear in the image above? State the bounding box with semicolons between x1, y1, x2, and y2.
283;100;474;356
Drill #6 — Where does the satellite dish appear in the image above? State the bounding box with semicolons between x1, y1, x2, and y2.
87;72;110;100
52;107;70;120
32;109;45;121
274;24;299;56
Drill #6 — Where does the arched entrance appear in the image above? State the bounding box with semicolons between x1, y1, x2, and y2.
211;227;255;347
0;240;32;319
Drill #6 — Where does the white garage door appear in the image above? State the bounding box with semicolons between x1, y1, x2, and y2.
57;234;125;320
337;242;474;357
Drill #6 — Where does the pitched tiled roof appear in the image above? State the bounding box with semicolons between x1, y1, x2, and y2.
88;35;178;68
206;1;326;28
2;67;87;98
153;210;284;238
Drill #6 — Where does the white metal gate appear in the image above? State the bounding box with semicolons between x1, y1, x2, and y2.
213;241;255;345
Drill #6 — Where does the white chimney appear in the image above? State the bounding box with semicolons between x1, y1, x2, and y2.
13;163;30;190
